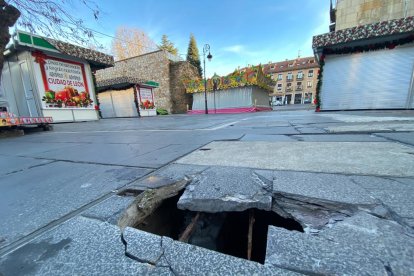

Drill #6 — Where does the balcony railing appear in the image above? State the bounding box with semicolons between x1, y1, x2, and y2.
296;76;303;80
295;85;303;91
286;87;293;92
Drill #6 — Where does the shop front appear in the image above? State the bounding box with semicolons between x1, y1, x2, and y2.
1;31;114;122
96;76;159;118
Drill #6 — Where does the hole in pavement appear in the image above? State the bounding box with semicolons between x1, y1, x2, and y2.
133;193;303;264
117;189;143;197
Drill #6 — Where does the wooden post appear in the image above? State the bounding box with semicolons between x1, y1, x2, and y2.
247;209;255;260
179;212;201;242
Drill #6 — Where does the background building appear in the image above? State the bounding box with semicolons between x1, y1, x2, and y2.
96;50;198;116
331;0;414;31
263;57;319;105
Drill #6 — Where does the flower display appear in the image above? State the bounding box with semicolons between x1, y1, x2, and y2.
183;65;275;93
140;100;155;110
42;86;93;108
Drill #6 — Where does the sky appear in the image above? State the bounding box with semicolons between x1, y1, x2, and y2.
25;0;331;77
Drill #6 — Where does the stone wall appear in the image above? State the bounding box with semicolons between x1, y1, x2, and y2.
169;61;199;113
96;50;172;112
336;0;414;30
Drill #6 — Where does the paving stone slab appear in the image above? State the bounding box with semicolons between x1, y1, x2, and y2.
0;217;158;276
127;164;209;190
0;162;151;248
120;144;203;168
161;234;298;276
122;226;299;275
295;127;326;134
292;134;388;142
350;176;414;218
374;132;414;146
272;171;377;205
177;166;272;212
326;122;414;132
81;196;135;225
240;134;295;142
0;156;52;177
265;212;414;275
176;141;414;177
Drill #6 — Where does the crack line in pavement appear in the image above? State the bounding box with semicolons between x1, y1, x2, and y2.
120;232;156;266
3;160;58;176
14;156;159;170
371;133;414;149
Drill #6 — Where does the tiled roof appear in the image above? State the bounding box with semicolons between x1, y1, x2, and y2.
263;57;319;74
96;76;148;91
46;38;114;69
312;16;414;49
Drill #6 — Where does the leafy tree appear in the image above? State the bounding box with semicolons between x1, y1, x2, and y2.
158;34;178;55
1;0;101;85
186;33;202;77
111;26;157;61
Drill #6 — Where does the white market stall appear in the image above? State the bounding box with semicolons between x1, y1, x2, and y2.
1;31;114;122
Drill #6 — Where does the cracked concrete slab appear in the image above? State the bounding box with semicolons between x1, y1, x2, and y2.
176;141;414;177
265;212;414;275
177;167;272;212
0;217;156;276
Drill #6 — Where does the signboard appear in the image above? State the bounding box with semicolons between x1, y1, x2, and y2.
144;81;159;88
137;86;155;110
33;51;93;109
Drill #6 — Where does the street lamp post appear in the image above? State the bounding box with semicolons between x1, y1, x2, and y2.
203;44;212;114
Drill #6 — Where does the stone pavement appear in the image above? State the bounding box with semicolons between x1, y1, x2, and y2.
0;110;414;275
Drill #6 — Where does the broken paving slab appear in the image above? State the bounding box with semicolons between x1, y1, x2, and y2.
350;175;414;219
81;195;136;225
176;141;414;177
123;226;298;275
177;166;272;212
265;212;414;275
268;171;380;230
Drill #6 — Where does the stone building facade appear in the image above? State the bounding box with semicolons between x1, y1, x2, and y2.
263;57;319;105
169;61;198;113
332;0;414;31
96;50;198;114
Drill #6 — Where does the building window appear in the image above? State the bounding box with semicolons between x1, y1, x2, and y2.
288;63;293;68
270;65;275;69
297;71;303;79
307;81;312;88
308;70;314;77
277;74;282;80
287;72;293;80
287;83;292;87
277;83;282;90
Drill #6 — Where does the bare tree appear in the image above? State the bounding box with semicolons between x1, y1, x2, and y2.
111;26;157;61
1;0;102;85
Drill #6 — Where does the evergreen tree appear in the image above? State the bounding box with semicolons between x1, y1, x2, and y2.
186;34;202;77
158;34;178;55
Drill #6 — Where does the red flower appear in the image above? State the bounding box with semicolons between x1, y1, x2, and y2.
94;105;99;110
